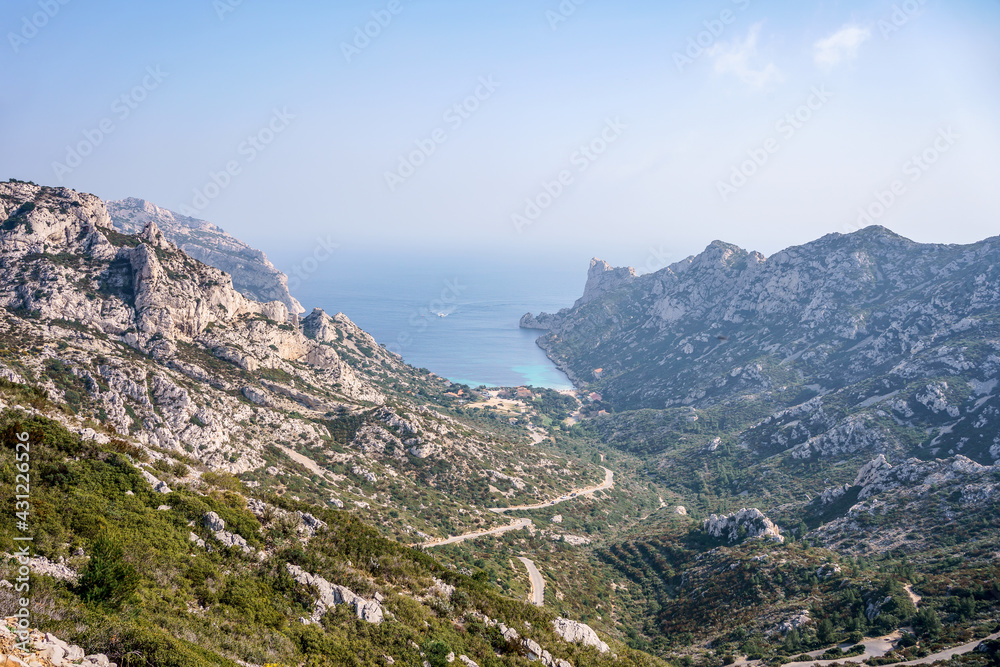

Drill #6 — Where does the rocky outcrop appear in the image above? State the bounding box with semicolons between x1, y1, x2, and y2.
852;454;994;502
1;554;77;583
107;197;303;315
469;613;573;667
552;618;610;653
519;258;636;333
574;258;637;307
0;620;114;667
812;453;999;554
704;508;783;543
773;610;811;635
140;468;172;494
519;311;562;331
201;512;253;554
286;564;384;624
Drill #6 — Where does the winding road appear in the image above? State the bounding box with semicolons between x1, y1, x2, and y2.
419;466;613;548
778;631;1000;667
490;467;615;514
420;518;532;548
517;556;545;606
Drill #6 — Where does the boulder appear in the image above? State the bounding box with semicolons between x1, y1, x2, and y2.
552;617;610;653
203;512;226;532
703;508;783;543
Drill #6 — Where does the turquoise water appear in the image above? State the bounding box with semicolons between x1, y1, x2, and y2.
275;251;584;389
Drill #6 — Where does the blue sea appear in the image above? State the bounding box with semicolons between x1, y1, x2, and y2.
272;250;585;389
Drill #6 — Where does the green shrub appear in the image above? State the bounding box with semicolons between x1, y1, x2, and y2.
913;607;942;639
423;639;454;667
75;528;139;608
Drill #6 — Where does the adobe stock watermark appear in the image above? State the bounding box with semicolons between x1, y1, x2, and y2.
286;236;339;291
11;428;33;653
385;278;467;357
213;0;244;20
341;0;406;63
512;117;627;233
51;66;168;183
673;0;751;73
178;108;295;216
847;127;958;232
716;85;833;202
637;245;673;275
7;0;71;53
546;0;586;31
384;76;500;192
878;0;928;39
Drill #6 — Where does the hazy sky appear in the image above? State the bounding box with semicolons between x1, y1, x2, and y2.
2;0;998;271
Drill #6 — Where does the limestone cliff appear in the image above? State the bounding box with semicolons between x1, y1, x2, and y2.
107;197;304;315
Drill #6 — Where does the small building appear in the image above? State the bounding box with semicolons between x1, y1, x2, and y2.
588;392;603;402
515;387;533;400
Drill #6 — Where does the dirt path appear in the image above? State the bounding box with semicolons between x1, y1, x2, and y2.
420;518;532;548
780;633;901;667
517;556;544;606
904;584;922;607
896;631;1000;665
527;428;547;445
778;630;1000;667
276;444;335;480
490;467;614;514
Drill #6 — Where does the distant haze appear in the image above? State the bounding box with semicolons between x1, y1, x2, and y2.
2;0;998;271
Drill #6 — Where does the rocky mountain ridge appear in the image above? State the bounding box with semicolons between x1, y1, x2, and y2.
106;197;303;315
524;228;1000;469
524;228;1000;405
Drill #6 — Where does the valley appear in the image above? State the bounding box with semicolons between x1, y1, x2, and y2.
0;180;998;667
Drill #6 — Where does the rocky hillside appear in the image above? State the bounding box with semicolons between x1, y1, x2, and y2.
0;411;656;667
0;181;603;544
512;229;1000;661
524;228;1000;467
0;180;648;667
106;197;304;315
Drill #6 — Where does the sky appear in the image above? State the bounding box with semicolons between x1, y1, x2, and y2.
2;0;999;272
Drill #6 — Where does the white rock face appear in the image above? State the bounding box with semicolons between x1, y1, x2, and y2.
107;197;304;315
852;454;993;501
286;563;384;624
819;484;851;506
1;553;77;583
408;442;441;459
470;612;572;666
916;382;961;417
704;508;783;543
0;622;114;667
202;512;253;554
774;610;811;635
552;618;610;653
854;454;893;488
574;258;637;307
140;468;172;494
